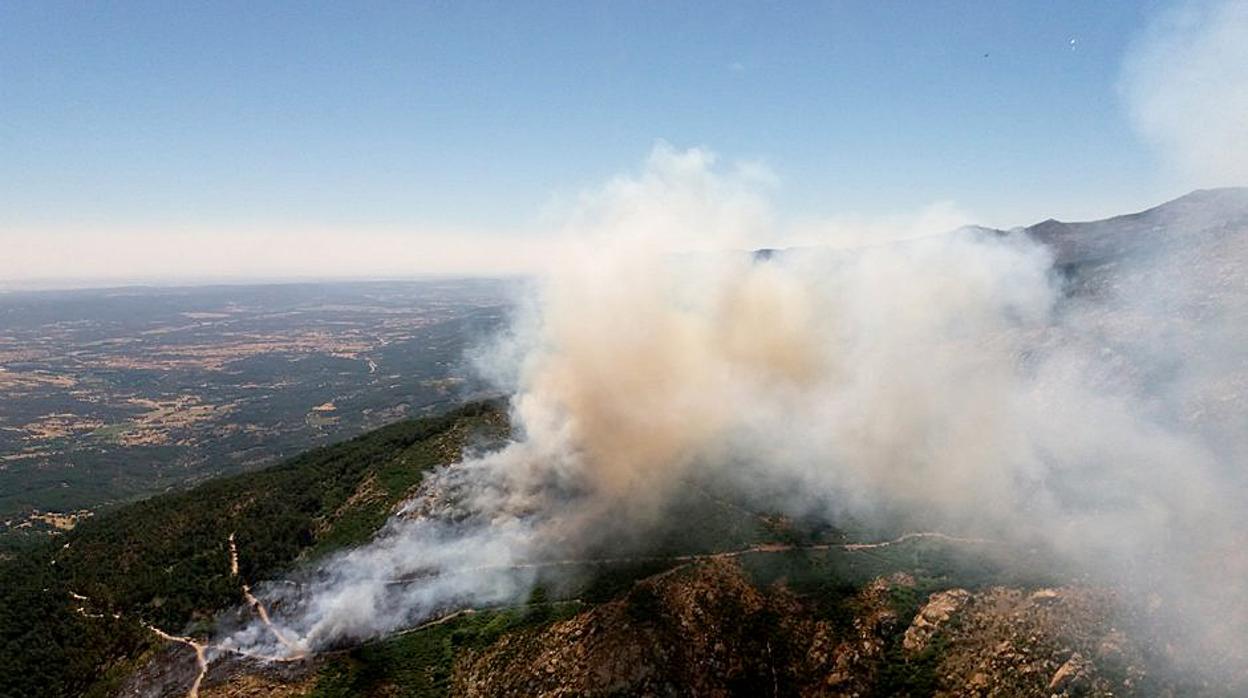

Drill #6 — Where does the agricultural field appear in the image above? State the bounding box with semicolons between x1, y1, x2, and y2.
0;279;516;538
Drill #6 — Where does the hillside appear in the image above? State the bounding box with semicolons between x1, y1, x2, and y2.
1019;188;1248;269
0;398;1215;698
3;397;1169;698
117;523;1204;697
6;190;1248;697
0;401;508;698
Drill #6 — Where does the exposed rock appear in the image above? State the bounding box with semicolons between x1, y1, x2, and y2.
1048;652;1092;693
1030;588;1061;605
820;573;911;695
199;672;317;698
451;560;915;697
903;588;970;655
925;587;1148;697
448;565;1169;697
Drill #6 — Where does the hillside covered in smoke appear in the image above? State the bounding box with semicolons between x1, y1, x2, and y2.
213;157;1248;678
5;182;1248;698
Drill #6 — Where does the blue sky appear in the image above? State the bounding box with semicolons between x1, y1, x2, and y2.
1;0;1242;283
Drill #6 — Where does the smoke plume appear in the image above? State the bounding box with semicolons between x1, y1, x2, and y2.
221;145;1248;681
1123;0;1248;188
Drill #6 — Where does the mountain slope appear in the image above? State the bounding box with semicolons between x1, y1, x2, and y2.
7;190;1248;697
451;562;1165;697
0;401;508;698
1020;187;1248;269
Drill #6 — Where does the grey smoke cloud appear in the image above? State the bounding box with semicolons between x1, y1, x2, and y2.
1123;0;1248;187
222;146;1247;680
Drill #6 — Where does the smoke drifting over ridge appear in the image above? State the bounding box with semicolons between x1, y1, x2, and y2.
222;146;1248;679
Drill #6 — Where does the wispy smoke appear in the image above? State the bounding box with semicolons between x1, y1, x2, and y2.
1122;0;1248;187
222;145;1247;681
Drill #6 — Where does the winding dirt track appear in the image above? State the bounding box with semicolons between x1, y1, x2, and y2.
70;533;309;698
230;533;303;657
144;625;210;698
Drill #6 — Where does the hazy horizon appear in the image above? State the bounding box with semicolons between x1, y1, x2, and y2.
7;4;1248;694
1;183;1240;293
4;1;1247;285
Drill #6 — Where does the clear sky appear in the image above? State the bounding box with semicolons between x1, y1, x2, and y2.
2;0;1245;285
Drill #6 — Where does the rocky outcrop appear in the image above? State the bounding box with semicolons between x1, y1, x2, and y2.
449;562;1170;697
452;559;813;696
915;586;1154;697
903;588;970;656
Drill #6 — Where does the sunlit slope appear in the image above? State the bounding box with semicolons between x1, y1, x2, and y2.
0;401;507;698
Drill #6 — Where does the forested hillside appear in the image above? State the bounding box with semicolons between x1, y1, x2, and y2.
0;401;507;698
0;396;1221;697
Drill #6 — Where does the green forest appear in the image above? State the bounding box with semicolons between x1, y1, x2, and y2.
0;400;506;698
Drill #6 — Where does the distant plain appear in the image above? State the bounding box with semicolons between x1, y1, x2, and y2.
0;279;514;538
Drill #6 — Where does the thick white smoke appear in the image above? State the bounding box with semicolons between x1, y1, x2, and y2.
221;145;1247;680
1123;0;1248;188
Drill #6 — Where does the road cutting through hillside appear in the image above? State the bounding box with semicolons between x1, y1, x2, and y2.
384;530;994;585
